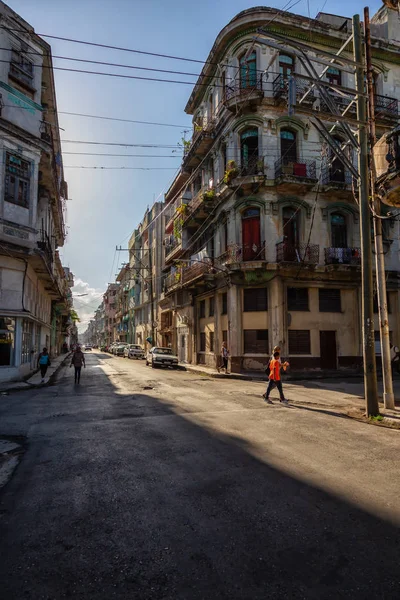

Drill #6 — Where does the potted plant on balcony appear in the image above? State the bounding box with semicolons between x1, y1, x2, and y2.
257;159;265;175
223;160;239;185
202;188;215;202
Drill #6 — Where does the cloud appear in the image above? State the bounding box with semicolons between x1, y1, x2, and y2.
72;278;104;333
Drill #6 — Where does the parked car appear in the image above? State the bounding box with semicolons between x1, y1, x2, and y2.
124;344;145;359
109;343;118;354
146;347;179;369
115;343;129;356
84;345;92;351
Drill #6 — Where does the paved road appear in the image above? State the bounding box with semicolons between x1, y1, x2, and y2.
0;351;399;599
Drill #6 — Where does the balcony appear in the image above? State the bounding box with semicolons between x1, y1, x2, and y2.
216;242;266;266
276;242;319;264
324;247;361;266
164;260;212;292
275;158;317;187
321;166;352;188
375;94;398;122
224;75;263;111
182;117;216;168
273;74;316;105
165;237;183;262
319;92;357;117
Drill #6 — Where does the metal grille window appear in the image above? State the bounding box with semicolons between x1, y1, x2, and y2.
199;300;206;318
287;287;309;311
0;317;15;366
5;152;31;208
288;330;311;354
222;330;228;344
209;331;214;352
244;288;268;311
373;292;391;314
221;292;227;315
319;289;342;312
200;332;206;352
21;320;33;364
209;297;215;317
244;329;268;354
9;49;34;87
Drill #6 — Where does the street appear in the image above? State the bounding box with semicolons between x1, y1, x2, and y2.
0;351;399;599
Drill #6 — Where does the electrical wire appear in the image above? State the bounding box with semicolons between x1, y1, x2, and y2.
62;153;182;157
64;166;178;170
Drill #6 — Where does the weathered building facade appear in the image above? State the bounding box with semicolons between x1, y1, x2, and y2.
161;6;400;373
0;2;72;381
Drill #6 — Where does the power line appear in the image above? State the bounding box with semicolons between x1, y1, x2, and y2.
63;153;182;157
61;139;181;148
64;166;178;170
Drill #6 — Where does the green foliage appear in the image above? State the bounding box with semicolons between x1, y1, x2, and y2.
69;308;80;322
369;414;384;422
223;160;239;185
203;189;216;202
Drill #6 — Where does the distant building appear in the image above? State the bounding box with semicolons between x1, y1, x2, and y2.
0;2;72;381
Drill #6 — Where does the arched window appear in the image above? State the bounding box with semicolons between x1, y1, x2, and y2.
282;206;300;261
240;51;257;89
331;212;347;248
240;128;259;175
326;67;342;87
242;207;261;261
280;129;297;164
279;54;294;78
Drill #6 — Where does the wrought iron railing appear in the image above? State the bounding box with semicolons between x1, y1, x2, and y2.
275;157;317;180
319;92;357;116
324;247;361;265
217;242;266;264
165;237;181;260
224;74;263;102
321;166;353;186
375;94;398;118
37;229;54;267
273;74;316;103
276;242;319;264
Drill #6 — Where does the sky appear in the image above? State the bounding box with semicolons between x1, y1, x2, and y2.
6;0;382;330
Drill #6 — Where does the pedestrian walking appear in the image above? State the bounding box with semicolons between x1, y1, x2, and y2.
263;350;289;404
37;347;51;383
70;345;86;384
217;341;229;374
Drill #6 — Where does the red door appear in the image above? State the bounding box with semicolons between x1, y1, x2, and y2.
242;214;261;261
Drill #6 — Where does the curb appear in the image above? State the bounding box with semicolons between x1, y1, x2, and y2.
183;367;365;382
0;353;71;394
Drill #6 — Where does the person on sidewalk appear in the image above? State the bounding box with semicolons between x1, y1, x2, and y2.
70;345;86;384
37;348;51;383
217;341;230;374
263;351;289;404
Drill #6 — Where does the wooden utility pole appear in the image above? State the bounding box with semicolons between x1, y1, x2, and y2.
364;7;395;410
353;13;379;416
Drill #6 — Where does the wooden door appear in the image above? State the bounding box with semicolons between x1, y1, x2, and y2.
320;331;337;369
242;215;261;261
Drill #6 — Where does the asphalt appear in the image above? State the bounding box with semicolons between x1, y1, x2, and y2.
0;351;399;599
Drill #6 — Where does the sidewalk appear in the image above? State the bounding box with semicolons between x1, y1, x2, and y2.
0;353;71;394
182;363;362;381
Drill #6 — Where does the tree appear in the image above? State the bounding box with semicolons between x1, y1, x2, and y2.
69;309;80;323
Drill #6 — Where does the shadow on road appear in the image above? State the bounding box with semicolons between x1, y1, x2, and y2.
0;361;399;599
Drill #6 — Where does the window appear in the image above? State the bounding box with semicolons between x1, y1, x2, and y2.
329;138;346;183
331;213;347;248
199;300;206;318
200;332;206;352
287;288;309;311
0;317;15;366
288;330;311;354
209;297;215;317
222;220;228;253
373;292;391;314
279;53;294;78
9;48;34;89
4;152;31;208
209;331;214;352
326;67;342;87
221;143;227;175
221;292;227;315
240;51;257;88
319;289;342;312
222;330;228;343
244;288;268;311
280;129;297;164
240;128;259;175
21;320;33;364
244;329;268;353
221;71;226;99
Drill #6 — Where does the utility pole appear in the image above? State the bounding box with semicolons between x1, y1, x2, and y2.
364;7;395;410
353;14;379;416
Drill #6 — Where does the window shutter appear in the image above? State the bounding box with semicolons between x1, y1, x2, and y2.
288;330;311;354
319;289;341;312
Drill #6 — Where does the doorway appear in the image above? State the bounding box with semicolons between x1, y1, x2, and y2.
242;207;261;261
320;331;337;369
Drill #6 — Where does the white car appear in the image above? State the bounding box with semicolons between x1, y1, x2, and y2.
146;347;179;369
124;344;145;359
84;345;92;351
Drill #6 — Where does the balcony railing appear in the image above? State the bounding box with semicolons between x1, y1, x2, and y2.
164;260;212;292
324;247;361;265
165;237;182;260
321;166;352;186
275;158;317;181
273;74;316;104
37;229;54;269
319;93;357;116
375;94;398;119
224;74;263;103
217;242;266;264
276;242;319;264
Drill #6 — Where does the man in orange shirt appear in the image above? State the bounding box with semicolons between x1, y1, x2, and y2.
263;351;289;404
